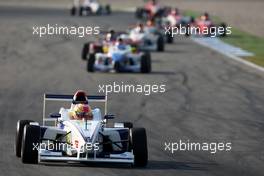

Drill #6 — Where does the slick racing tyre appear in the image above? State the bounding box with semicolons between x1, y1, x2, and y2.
71;6;76;16
157;35;165;51
114;61;122;73
82;43;90;60
15;120;34;157
87;54;95;72
219;23;227;37
141;52;151;73
79;7;84;16
105;4;111;14
21;125;40;164
131;128;148;167
167;33;174;44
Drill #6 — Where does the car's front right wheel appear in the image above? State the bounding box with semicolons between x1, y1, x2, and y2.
131;128;148;167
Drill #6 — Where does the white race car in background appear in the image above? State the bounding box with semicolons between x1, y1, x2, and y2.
15;92;148;167
120;27;165;52
87;42;151;73
71;0;111;16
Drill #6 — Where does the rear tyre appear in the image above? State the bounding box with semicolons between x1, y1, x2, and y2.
114;61;122;73
21;125;40;164
105;5;111;14
167;33;173;44
70;6;76;16
79;7;83;16
87;54;95;72
15;120;34;157
157;35;164;51
82;43;90;60
141;52;151;73
135;8;143;19
131;128;148;167
220;22;227;37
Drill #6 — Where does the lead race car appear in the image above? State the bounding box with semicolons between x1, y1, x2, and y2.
15;91;148;167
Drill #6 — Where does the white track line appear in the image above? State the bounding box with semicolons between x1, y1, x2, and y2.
191;38;264;73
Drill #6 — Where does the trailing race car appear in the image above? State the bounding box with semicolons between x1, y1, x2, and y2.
135;0;169;20
82;29;117;60
71;0;111;16
185;13;228;37
15;91;148;167
87;38;151;73
120;23;165;52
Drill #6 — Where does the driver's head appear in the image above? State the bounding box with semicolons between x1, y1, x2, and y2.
202;12;209;20
136;22;144;32
72;90;88;104
171;8;179;15
106;29;115;41
73;104;92;120
146;19;155;26
116;37;124;46
151;0;157;5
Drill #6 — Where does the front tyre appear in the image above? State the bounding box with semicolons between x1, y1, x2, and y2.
141;52;151;73
15;120;34;157
82;42;90;60
131;128;148;167
21;125;40;164
105;4;111;14
157;35;165;51
87;54;95;72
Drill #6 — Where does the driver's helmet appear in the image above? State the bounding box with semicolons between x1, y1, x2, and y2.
171;8;179;16
135;23;145;33
106;29;116;42
72;90;88;104
72;104;93;120
151;0;157;5
115;38;127;50
201;12;210;21
146;19;155;26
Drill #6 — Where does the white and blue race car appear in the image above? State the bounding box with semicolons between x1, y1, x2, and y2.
120;26;165;52
87;41;151;73
71;0;111;16
15;92;148;167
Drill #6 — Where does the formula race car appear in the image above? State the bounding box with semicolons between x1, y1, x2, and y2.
15;91;148;167
87;39;151;73
71;0;111;16
120;24;165;52
135;0;169;20
185;13;228;37
81;40;105;60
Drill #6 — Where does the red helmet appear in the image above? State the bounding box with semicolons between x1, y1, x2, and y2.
72;90;88;104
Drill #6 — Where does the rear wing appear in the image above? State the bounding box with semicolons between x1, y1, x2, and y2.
43;93;107;126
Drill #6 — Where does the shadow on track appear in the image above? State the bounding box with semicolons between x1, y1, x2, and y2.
42;160;216;171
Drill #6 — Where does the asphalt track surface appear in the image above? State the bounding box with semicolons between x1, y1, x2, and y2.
0;6;264;176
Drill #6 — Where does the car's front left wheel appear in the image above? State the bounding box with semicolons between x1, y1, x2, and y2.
15;120;34;157
21;125;40;164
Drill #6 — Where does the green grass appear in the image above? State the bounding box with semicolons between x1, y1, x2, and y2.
183;10;264;67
